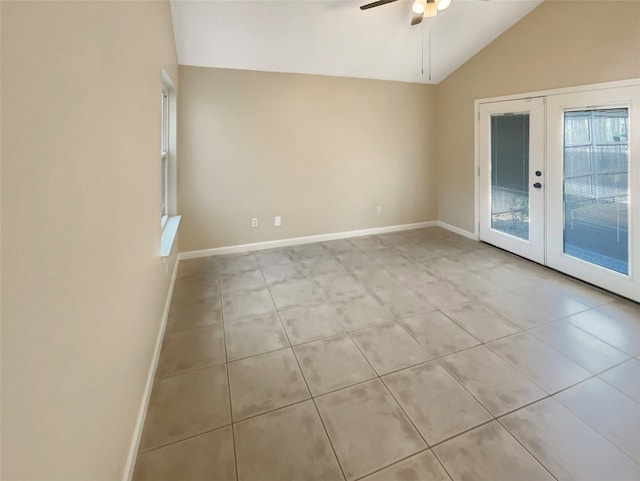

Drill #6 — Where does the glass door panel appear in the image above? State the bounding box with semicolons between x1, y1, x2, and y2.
563;109;629;275
491;114;531;241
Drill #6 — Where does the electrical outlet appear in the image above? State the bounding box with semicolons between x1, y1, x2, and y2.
274;216;282;227
376;206;382;215
251;217;258;228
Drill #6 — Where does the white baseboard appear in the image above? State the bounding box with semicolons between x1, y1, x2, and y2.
437;221;478;240
123;255;180;481
178;221;438;260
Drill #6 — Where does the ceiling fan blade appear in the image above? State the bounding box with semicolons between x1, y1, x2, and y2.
411;12;423;25
360;0;398;10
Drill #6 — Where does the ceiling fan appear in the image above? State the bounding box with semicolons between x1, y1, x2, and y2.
359;0;451;25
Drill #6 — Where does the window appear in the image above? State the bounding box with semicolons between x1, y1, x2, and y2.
161;88;169;226
159;71;181;258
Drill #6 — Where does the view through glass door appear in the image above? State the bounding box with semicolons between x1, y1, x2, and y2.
561;108;629;274
478;84;640;303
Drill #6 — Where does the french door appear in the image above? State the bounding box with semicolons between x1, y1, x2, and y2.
546;86;640;302
478;98;545;264
479;84;640;302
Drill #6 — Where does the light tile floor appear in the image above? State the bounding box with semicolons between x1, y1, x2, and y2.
133;227;640;481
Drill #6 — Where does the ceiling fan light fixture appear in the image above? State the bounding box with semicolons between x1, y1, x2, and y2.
436;0;451;11
411;0;426;14
424;0;438;17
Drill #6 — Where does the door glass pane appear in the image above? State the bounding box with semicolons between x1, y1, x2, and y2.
563;108;629;275
491;114;530;240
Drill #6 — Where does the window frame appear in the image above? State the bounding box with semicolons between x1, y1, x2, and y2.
161;87;169;228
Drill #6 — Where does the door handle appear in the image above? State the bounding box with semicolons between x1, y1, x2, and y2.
533;182;542;189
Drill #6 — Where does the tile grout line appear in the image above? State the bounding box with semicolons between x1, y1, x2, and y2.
431;355;504;427
430;345;572;434
426;418;496;450
377;375;431;448
336;317;444;477
483;341;600;396
349;447;431;481
548;313;640;357
155;361;228;381
275;240;444;480
162;319;223;336
592;360;640;405
300;369;350;481
494;416;561;481
217;255;241;481
230;397;314;426
136;424;233;456
426;449;457;481
258;256;350;481
308;395;348;481
508;310;636;367
549;391;640;467
431;334;614;430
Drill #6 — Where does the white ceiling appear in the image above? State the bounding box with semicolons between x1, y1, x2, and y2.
170;0;542;84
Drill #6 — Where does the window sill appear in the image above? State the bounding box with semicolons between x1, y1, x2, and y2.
161;215;181;258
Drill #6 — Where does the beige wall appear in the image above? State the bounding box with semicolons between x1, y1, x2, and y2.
1;1;178;479
178;67;438;251
437;0;640;233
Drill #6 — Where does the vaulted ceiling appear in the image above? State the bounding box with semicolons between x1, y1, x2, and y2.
170;0;542;84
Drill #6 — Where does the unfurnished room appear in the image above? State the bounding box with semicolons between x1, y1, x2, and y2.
1;0;640;480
